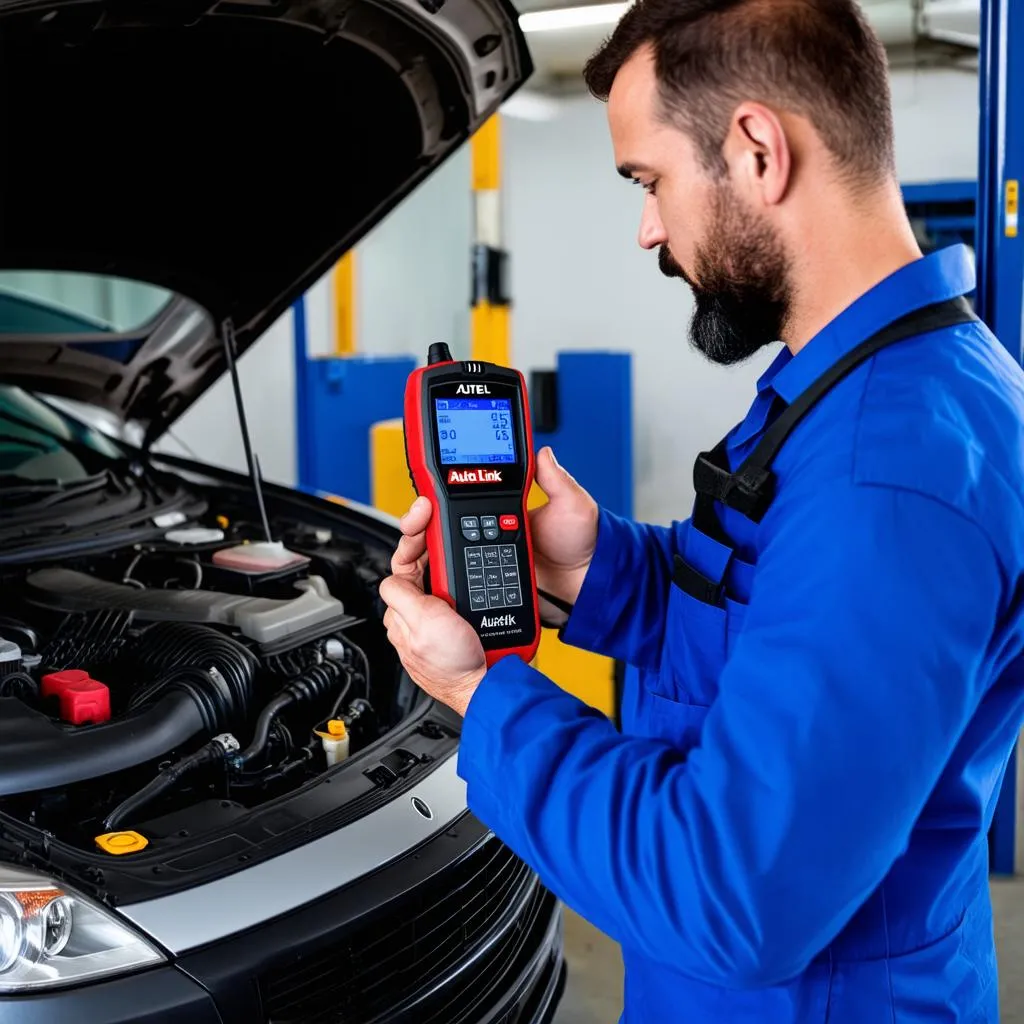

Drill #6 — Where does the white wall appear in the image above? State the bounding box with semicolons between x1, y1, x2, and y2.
153;310;298;487
503;65;980;525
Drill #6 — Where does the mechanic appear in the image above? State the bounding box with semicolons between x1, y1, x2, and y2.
379;0;1024;1020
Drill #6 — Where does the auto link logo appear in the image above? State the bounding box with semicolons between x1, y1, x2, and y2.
447;468;503;485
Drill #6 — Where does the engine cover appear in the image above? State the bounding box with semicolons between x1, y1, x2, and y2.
24;568;355;652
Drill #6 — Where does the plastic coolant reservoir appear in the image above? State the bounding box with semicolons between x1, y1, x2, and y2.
212;541;310;573
316;719;350;766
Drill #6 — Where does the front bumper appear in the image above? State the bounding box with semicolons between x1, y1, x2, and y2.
0;813;565;1024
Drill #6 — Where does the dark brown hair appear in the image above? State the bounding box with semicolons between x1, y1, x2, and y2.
583;0;896;186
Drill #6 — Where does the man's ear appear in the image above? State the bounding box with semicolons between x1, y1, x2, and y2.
723;101;792;207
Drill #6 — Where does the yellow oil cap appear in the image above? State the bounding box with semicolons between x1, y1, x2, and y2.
327;719;347;738
216;515;230;529
95;831;149;855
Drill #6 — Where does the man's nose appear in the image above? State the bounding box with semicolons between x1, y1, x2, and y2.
638;197;667;250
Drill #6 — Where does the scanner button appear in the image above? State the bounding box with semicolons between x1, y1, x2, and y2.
480;516;498;530
499;514;519;532
483;546;501;567
501;566;519;586
487;589;506;608
461;517;480;531
504;587;522;606
467;569;485;590
499;545;517;564
485;568;503;589
465;549;483;569
463;529;482;543
483;528;500;541
470;591;488;611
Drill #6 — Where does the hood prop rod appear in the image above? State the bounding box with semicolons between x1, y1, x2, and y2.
221;318;273;544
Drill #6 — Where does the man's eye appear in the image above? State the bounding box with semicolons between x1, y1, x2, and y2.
633;179;657;196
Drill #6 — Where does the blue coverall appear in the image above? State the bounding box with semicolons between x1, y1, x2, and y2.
456;244;1024;1022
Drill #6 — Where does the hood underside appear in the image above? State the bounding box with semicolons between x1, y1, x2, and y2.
0;0;531;442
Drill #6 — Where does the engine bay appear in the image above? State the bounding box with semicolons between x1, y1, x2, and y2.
0;493;420;860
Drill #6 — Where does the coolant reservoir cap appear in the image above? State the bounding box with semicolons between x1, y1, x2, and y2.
95;831;149;855
327;719;347;738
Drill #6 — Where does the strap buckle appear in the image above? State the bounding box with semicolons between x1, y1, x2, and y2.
693;453;775;523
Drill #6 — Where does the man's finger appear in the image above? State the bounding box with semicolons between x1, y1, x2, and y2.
534;446;582;502
379;574;430;629
391;531;428;579
400;496;433;536
383;606;410;646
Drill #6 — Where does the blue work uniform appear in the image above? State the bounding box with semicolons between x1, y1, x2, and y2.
457;244;1024;1022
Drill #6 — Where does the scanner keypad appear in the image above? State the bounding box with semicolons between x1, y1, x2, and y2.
462;511;523;608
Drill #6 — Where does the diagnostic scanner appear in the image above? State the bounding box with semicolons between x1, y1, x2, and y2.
404;343;541;666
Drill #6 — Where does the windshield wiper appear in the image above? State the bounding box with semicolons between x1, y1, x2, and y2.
0;471;114;518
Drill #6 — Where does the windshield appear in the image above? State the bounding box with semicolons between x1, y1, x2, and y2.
0;272;172;334
0;387;122;483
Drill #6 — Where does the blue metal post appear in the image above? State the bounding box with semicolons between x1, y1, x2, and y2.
977;0;1024;875
292;298;315;494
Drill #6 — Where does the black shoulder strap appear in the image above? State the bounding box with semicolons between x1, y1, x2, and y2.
693;296;979;524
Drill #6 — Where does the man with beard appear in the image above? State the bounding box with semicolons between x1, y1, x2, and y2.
378;0;1024;1020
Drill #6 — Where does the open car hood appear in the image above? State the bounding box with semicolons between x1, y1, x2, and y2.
0;0;530;444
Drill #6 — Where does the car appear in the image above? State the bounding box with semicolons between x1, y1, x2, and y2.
0;0;566;1021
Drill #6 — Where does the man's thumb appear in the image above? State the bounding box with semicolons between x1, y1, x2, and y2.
535;447;579;501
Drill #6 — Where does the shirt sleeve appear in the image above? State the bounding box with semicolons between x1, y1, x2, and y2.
558;507;687;671
457;481;1007;989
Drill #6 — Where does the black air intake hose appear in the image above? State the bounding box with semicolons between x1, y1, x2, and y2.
0;664;237;798
127;622;256;723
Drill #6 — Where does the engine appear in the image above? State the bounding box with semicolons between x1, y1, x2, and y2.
0;528;400;852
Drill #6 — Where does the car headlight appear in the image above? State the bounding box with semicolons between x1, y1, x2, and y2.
0;864;164;993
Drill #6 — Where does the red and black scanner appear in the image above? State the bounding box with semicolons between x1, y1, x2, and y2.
404;343;541;667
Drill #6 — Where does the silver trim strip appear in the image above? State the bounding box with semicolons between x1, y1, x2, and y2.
118;752;468;953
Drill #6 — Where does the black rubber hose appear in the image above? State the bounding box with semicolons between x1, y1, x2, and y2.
103;740;222;832
0;690;206;798
238;692;295;765
128;622;256;718
236;662;346;767
0;672;38;701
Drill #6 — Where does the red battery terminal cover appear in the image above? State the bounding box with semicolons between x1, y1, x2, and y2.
41;669;112;725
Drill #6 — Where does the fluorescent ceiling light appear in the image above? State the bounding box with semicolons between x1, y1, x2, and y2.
519;2;629;33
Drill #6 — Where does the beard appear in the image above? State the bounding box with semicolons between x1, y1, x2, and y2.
660;186;791;366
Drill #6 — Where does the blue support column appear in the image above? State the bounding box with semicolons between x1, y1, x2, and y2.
977;0;1024;875
292;298;314;494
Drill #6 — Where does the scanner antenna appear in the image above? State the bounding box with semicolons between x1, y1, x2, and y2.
221;318;273;544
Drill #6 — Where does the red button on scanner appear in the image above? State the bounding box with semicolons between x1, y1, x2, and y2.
499;515;519;532
41;669;111;726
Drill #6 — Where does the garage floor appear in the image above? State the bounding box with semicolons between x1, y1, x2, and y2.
552;879;1024;1023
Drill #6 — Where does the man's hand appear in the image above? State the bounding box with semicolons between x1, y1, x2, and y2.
379;496;487;717
529;447;600;607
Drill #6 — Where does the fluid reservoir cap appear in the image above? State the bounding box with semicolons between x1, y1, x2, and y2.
327;719;347;738
0;640;21;677
165;527;225;545
95;831;149;855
